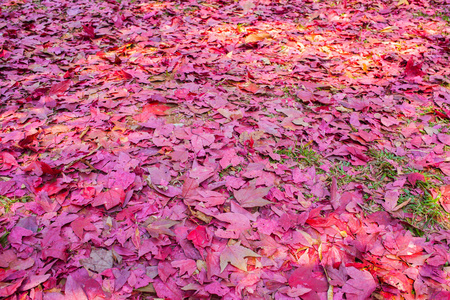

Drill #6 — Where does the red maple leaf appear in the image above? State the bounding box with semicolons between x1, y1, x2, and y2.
92;187;126;210
407;173;425;187
82;24;96;39
22;161;62;176
187;225;209;248
404;57;425;79
71;216;97;239
134;102;171;121
48;80;71;96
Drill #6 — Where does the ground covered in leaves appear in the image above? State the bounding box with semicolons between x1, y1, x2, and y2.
1;0;450;299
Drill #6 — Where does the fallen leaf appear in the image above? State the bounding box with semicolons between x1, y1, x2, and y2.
288;265;328;292
233;185;272;207
240;0;255;13
437;133;450;146
146;217;179;238
48;80;71;96
92;187;126;210
187;225;210;248
70;216;97;239
19;274;51;291
239;82;260;93
0;278;25;298
341;267;376;299
245;32;272;43
82;23;95;39
440;185;450;213
22;161;62;176
407;173;425;187
220;241;260;272
383;190;400;212
80;248;114;273
404;57;425;79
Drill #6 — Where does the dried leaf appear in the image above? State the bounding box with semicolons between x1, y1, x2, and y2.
80;248;114;273
233;185;272;207
220;241;260;272
245;32;271;43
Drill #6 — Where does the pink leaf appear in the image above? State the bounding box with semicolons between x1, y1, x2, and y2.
346;146;370;163
288;265;328;292
82;24;95;39
135;102;171;121
0;250;16;268
204;281;230;296
383;190;399;212
153;278;183;300
187;225;209;248
330;176;340;209
408;173;425;187
0;278;25;297
219;241;260;272
382;271;413;293
92;187;125;210
341;267;376;299
171;259;197;276
19;274;51;292
404;57;425;79
65;274;88;300
439;163;450;176
22;161;62;176
440;185;450;213
0;152;18;170
70;216;97;239
219;148;244;169
158;261;177;283
233;185;272;207
48;80;71;96
8;226;34;245
437;133;450;146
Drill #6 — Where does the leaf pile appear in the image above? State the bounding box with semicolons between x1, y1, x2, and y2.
1;0;450;299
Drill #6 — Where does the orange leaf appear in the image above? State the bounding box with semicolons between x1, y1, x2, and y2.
134;102;171;122
245;32;271;43
240;82;260;94
143;102;171;116
220;241;260;272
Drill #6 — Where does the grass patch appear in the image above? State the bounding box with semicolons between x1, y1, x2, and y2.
0;231;9;248
0;195;32;248
327;149;449;234
275;143;322;167
0;195;32;213
328;161;356;187
219;165;242;178
366;149;406;183
413;10;450;22
328;149;404;188
398;187;449;236
367;149;405;162
401;169;447;232
303;192;320;203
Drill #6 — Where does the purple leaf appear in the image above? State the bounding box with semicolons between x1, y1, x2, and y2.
233;185;272;208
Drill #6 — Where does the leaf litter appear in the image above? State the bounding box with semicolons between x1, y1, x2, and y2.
1;0;450;299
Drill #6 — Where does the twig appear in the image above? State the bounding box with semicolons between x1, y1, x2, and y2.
81;158;107;174
63;144;102;171
79;126;90;140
